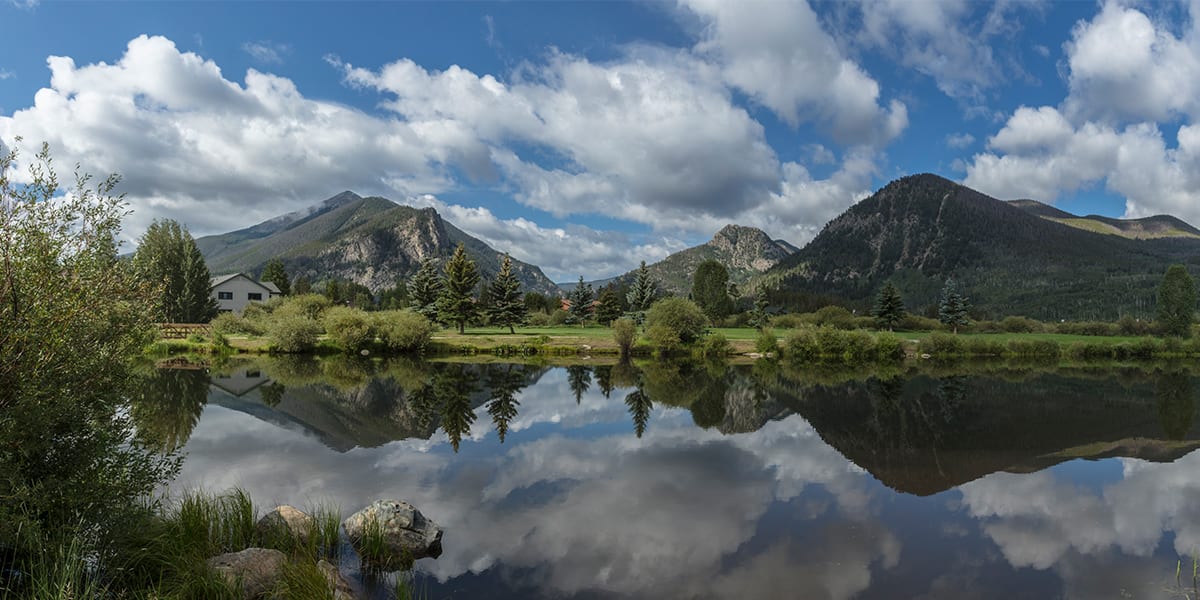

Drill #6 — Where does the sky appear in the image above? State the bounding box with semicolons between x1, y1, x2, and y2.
3;0;1200;281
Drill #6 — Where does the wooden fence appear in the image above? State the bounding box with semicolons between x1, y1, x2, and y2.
158;323;213;339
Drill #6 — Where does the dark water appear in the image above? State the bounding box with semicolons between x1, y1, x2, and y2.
132;357;1200;599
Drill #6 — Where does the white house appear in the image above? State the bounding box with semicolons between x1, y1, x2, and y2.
210;273;282;313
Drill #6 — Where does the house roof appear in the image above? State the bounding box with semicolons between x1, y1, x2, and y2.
210;272;282;294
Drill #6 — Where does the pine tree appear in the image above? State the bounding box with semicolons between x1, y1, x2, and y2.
1157;264;1197;337
408;258;443;323
938;278;970;334
872;282;906;331
261;258;291;296
566;276;594;325
596;285;623;325
626;261;659;312
132;219;218;323
625;389;652;438
691;259;735;320
438;243;481;334
485;364;525;443
748;288;770;330
567;365;592;404
487;255;526;333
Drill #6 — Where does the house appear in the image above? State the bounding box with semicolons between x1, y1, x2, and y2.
210;273;282;313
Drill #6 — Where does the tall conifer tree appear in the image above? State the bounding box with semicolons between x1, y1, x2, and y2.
438;243;481;334
487;255;526;333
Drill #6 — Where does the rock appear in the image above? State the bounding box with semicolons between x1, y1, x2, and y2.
256;505;315;546
317;559;356;600
342;499;443;568
207;548;286;599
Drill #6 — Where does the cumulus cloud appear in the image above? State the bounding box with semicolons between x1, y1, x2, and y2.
241;41;291;65
945;132;976;149
681;0;907;146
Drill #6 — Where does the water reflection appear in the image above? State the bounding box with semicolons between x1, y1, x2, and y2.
130;358;1200;598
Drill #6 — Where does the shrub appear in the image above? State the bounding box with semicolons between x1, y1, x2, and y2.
323;306;375;352
288;294;333;321
813;305;855;330
840;329;877;363
645;297;708;344
783;327;820;362
897;314;941;332
755;329;779;354
696;333;732;359
920;332;963;356
266;313;322;353
612;318;637;357
527;311;552;327
999;316;1043;333
874;333;905;361
1055;321;1117;337
1006;339;1061;359
548;309;569;326
963;337;1005;357
374;310;436;354
1066;341;1116;360
1114;337;1161;360
770;313;806;329
1117;315;1152;336
645;323;682;356
211;312;263;336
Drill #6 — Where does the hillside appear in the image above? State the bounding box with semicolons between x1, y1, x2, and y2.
196;192;560;294
580;224;796;294
1010;199;1200;240
765;173;1200;320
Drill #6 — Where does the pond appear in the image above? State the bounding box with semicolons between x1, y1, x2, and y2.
132;357;1200;599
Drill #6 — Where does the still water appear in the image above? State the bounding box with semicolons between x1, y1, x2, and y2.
133;357;1200;599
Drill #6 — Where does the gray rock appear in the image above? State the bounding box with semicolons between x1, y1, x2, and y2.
207;547;286;599
256;505;315;546
342;499;443;568
317;559;356;600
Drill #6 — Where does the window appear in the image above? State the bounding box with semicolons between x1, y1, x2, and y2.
248;293;263;301
218;291;233;300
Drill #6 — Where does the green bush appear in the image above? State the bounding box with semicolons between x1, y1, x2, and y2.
1115;337;1161;359
874;333;905;361
841;329;877;363
1006;338;1061;359
999;316;1044;333
770;313;806;329
323;306;375;352
1055;321;1118;337
267;313;323;353
1117;315;1153;336
645;297;708;344
696;333;732;359
920;332;964;356
755;329;779;354
211;312;264;336
897;314;942;331
963;337;1005;356
527;311;552;327
612;318;637;357
645;323;682;356
374;310;436;354
288;294;333;321
548;309;569;326
1066;341;1116;360
813;305;856;330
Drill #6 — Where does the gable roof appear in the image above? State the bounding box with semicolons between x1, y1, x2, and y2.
210;272;280;294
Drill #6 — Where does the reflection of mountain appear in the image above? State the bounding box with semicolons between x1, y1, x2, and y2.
787;373;1200;496
206;362;549;452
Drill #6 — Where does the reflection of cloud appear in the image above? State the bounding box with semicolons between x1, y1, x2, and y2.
175;378;884;598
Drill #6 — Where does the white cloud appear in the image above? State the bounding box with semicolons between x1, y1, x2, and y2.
945;132;976;149
241;41;290;65
0;68;13;80
681;0;908;146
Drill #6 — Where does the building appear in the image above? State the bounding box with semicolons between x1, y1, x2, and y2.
210;273;282;313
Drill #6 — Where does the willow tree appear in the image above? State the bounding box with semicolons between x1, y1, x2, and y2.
132;219;217;323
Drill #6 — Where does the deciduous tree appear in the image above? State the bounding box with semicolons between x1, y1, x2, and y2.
691;259;734;320
1157;264;1197;337
132;219;218;323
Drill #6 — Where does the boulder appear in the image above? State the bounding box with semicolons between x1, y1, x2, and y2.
207;547;286;599
342;499;443;568
256;505;315;546
317;559;356;600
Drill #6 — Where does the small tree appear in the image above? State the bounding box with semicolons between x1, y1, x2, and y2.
261;258;291;296
612;317;637;357
748;288;770;330
872;282;906;331
132;219;218;323
691;259;735;321
487;255;526;333
566;276;595;325
645;297;708;344
596;285;623;326
408;258;443;323
938;278;970;334
626;260;659;312
292;275;312;295
1157;264;1197;337
438;243;481;334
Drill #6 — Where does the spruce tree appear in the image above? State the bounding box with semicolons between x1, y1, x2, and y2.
487;254;526;333
261;258;290;295
437;243;481;334
132;219;218;323
596;285;623;325
626;261;659;312
938;278;970;334
748;288;770;330
1157;264;1197;337
485;364;525;443
408;258;443;323
567;276;594;325
872;282;906;331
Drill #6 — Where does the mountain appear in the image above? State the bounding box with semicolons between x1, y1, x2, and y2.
196;192;560;294
765;173;1200;320
575;224;797;294
1009;199;1200;240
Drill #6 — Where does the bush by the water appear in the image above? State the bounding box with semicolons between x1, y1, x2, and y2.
211;311;264;336
324;306;375;352
755;329;779;354
645;323;682;356
612;318;637;357
1005;338;1061;359
696;333;733;358
782;327;900;363
920;332;964;356
267;311;323;353
645;297;708;344
374;310;436;353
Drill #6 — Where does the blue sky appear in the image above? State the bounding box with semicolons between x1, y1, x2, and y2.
3;0;1200;280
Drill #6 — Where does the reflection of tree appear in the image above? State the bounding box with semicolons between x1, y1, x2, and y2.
408;384;438;431
320;355;374;391
130;367;209;451
610;360;640;389
1156;373;1195;441
260;382;286;407
594;365;615;398
691;373;729;429
435;364;479;452
567;365;592;404
625;390;653;438
641;361;709;408
485;364;526;443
